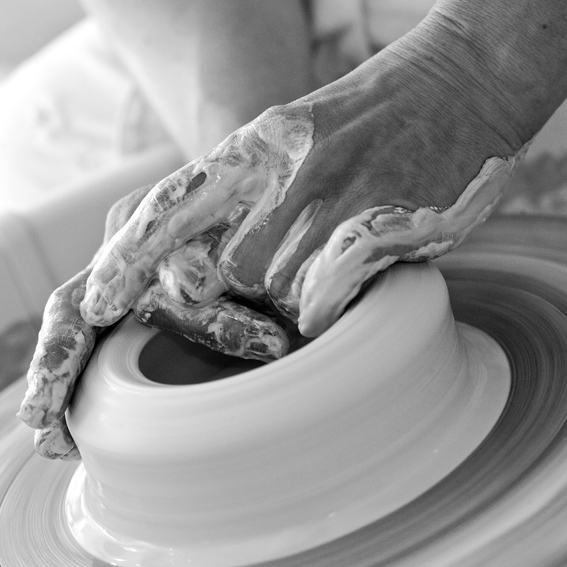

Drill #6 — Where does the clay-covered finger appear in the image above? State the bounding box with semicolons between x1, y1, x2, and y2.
34;415;80;461
263;200;324;321
102;184;154;247
298;157;515;337
17;268;100;429
158;203;249;306
298;204;452;338
18;185;152;431
133;279;289;362
81;104;315;328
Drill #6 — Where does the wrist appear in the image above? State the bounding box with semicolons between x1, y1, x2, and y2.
412;1;567;147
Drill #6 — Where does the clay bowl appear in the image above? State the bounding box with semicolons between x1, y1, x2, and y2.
65;261;510;567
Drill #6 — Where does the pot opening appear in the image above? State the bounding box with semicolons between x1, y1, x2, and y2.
138;330;264;385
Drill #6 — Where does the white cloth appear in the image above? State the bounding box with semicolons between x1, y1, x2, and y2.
0;19;172;211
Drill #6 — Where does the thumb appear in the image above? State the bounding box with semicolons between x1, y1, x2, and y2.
298;152;523;337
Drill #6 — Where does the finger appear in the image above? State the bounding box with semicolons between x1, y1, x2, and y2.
263;200;324;321
267;248;322;323
297;193;492;337
133;279;289;362
247;195;353;321
18;186;151;430
80;104;315;327
217;185;318;304
216;156;375;306
17;268;100;429
159;239;228;306
102;184;154;247
34;415;80;461
158;203;249;306
258;151;513;336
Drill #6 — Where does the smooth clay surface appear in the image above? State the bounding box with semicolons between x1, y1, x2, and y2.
65;261;510;567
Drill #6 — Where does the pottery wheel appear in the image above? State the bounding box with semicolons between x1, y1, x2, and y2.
2;215;567;566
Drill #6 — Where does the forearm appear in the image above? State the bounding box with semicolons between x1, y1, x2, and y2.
79;0;313;158
425;0;567;148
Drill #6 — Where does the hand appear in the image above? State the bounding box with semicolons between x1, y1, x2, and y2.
18;187;289;460
79;12;529;340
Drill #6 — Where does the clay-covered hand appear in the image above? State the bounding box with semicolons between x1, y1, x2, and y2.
18;187;288;460
16;187;150;459
80;13;529;338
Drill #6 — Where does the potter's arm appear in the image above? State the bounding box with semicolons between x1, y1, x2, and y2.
426;0;567;148
78;0;313;159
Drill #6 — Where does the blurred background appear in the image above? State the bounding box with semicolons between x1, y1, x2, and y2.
0;0;181;390
0;0;84;81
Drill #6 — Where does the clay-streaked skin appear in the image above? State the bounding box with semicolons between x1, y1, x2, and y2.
299;147;528;336
81;104;315;325
17;187;156;456
158;203;249;306
34;415;80;461
17;268;99;431
17;188;154;438
18;185;288;459
81;92;528;337
263;199;323;322
78;7;553;339
134;279;289;362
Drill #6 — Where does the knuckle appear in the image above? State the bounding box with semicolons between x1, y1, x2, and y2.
104;185;152;242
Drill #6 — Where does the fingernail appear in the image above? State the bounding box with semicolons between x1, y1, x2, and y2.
297;313;331;338
244;328;289;361
61;446;81;461
80;284;103;321
297;255;340;338
16;402;43;428
17;385;49;429
80;284;115;326
297;297;336;337
34;420;78;460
